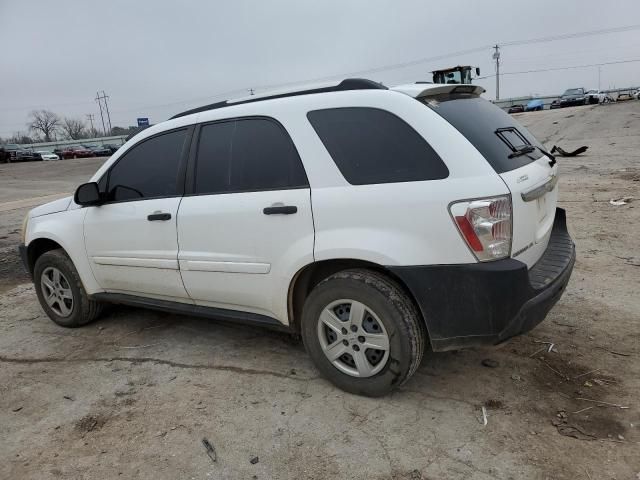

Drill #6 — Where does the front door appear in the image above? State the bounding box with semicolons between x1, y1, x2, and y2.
84;128;191;300
177;117;314;322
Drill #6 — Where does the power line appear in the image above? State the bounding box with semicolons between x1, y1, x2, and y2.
0;99;95;113
477;58;640;78
501;24;640;47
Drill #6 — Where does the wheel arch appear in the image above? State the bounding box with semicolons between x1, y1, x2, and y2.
287;258;430;341
26;237;66;276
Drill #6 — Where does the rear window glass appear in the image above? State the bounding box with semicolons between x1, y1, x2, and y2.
307;107;448;185
423;95;544;173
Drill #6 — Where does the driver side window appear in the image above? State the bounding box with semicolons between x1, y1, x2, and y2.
107;129;188;201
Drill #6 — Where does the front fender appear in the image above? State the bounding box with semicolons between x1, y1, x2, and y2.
26;208;102;295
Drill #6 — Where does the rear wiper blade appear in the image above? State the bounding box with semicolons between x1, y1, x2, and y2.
508;144;557;167
508;145;535;158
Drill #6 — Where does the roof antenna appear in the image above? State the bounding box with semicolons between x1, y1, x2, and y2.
248;88;255;96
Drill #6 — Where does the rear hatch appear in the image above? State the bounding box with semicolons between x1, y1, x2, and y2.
411;87;558;268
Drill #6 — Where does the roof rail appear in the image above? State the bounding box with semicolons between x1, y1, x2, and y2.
170;78;387;119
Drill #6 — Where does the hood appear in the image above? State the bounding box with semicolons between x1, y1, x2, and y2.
29;196;73;218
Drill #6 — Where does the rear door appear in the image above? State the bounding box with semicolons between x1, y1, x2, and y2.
425;95;557;267
177;117;314;323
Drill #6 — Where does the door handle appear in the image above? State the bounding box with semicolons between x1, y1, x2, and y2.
263;205;297;215
147;212;172;221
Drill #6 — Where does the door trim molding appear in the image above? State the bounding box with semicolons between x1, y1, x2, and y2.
92;256;179;270
179;259;270;274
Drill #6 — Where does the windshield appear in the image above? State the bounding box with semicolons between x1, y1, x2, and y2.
423;95;544;173
433;69;472;85
564;88;583;96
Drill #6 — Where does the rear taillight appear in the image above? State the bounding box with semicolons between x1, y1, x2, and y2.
449;195;512;262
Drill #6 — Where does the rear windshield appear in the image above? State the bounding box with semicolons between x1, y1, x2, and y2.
423;95;544;173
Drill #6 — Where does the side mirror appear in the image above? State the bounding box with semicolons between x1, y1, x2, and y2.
74;182;102;206
476;67;481;76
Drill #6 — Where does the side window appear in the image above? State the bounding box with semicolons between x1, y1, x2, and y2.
107;129;187;201
307;107;449;185
195;118;308;195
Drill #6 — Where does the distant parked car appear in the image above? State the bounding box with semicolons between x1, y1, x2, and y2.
54;146;73;159
525;99;544;111
2;145;40;162
36;150;60;161
1;144;22;162
57;146;95;159
85;145;113;157
22;149;43;161
0;145;13;163
559;88;587;107
585;90;606;104
616;92;634;102
508;104;524;113
103;144;121;154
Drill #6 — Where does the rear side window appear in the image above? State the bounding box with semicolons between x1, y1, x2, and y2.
307;107;448;185
107;129;187;201
195;118;308;194
424;95;544;173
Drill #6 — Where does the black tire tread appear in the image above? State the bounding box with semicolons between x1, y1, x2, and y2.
34;249;103;327
310;268;426;392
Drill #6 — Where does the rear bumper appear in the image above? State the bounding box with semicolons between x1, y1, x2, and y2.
389;208;575;351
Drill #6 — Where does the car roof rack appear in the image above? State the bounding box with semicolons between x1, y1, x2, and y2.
170;78;387;119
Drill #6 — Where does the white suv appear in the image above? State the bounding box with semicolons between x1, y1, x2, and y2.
19;79;575;396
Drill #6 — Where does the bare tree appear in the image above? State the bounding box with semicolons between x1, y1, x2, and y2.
61;117;87;140
9;131;34;144
28;110;60;142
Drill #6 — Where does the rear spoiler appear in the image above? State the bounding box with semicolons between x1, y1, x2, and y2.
391;83;485;99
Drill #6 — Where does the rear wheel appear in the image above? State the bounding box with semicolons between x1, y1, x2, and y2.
34;250;103;327
301;269;425;397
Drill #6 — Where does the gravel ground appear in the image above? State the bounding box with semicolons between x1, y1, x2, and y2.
1;103;639;479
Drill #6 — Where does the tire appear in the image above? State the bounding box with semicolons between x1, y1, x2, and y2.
34;249;103;327
301;269;426;397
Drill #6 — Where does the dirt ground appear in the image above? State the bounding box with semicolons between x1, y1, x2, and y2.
1;102;639;480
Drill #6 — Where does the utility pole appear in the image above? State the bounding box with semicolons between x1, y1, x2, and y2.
95;91;112;136
95;92;107;136
101;91;112;135
493;44;501;100
86;114;95;135
598;66;602;91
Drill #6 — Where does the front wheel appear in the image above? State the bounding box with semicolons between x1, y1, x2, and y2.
301;269;426;397
34;249;103;327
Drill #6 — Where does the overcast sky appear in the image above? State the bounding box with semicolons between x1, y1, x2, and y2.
1;0;639;138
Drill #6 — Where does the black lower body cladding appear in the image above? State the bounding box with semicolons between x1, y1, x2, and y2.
18;244;30;276
389;208;575;351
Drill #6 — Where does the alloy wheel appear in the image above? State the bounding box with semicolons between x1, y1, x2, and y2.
40;266;74;317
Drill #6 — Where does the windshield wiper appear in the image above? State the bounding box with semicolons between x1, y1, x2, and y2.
508;144;557;166
508;145;535;158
